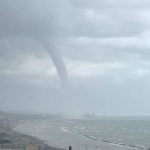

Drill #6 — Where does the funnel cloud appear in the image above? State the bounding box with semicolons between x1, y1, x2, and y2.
0;0;69;85
40;38;68;84
1;0;150;115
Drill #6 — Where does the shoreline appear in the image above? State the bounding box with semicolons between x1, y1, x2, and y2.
0;118;64;150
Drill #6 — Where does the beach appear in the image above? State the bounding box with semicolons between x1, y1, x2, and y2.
0;113;64;150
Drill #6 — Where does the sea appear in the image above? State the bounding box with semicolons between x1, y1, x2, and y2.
14;117;150;150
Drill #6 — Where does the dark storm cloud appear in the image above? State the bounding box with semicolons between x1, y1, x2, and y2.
0;0;73;83
0;0;149;60
1;0;150;78
1;0;150;115
0;0;72;38
71;0;150;9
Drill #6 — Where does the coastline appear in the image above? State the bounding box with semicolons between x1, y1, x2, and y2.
0;117;64;150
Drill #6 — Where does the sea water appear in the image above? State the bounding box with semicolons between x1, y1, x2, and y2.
14;117;150;150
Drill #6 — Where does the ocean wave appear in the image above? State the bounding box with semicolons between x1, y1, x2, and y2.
66;128;148;150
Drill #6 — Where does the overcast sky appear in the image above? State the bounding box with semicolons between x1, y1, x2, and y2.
1;0;150;116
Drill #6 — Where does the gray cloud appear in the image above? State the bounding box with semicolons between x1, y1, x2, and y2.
1;0;150;115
